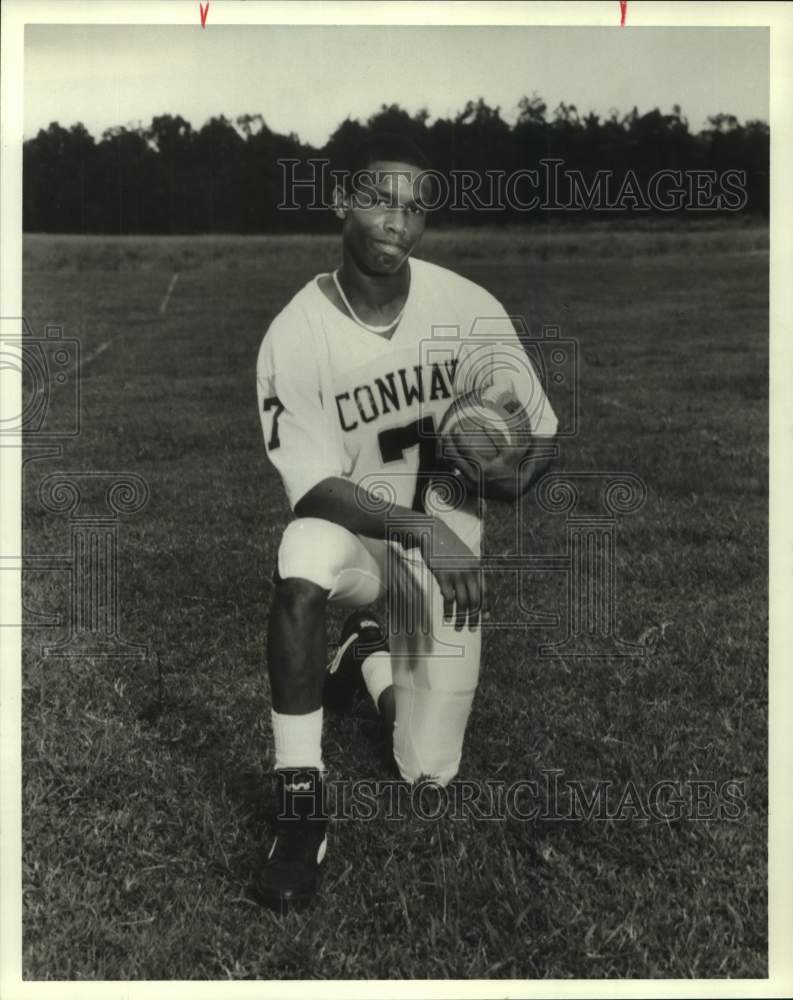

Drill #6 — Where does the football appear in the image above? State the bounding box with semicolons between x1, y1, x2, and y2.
437;386;534;498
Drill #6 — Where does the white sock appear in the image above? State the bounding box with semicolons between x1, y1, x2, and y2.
271;707;324;771
361;651;393;711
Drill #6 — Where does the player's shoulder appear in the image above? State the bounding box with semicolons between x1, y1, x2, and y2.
264;277;322;337
258;276;325;363
410;257;505;314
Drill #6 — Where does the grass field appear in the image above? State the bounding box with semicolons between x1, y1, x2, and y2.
21;220;768;980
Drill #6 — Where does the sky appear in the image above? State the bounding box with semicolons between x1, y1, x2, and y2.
24;24;768;144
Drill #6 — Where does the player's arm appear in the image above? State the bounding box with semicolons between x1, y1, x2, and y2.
257;332;342;511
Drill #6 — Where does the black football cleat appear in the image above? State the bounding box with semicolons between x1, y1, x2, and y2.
257;767;327;913
323;613;388;713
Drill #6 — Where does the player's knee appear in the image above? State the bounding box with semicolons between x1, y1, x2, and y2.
391;689;475;788
395;753;460;788
277;517;359;592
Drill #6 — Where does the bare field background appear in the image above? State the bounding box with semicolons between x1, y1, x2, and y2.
21;221;767;979
24;217;768;272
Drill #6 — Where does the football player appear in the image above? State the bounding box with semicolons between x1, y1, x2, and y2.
255;134;558;910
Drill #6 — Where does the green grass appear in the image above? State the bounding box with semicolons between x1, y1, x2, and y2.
21;221;767;979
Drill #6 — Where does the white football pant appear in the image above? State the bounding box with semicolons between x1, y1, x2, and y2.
276;490;482;786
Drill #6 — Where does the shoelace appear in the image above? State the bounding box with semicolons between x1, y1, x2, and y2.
327;630;359;675
327;620;381;674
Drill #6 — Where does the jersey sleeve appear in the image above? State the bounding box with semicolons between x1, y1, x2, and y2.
256;310;345;509
453;288;559;438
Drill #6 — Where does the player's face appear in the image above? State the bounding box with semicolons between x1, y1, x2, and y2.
342;159;430;275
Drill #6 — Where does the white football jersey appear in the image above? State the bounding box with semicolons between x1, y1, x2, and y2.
256;257;557;511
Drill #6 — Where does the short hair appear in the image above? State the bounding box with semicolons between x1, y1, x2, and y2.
338;132;433;205
348;132;431;176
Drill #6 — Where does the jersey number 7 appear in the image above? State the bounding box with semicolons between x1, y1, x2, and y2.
378;415;437;512
263;396;285;450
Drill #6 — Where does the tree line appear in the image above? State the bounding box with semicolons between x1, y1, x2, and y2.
23;98;769;233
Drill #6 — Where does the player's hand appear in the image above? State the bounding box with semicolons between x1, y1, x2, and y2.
472;448;528;500
419;517;482;631
441;435;527;502
446;444;551;502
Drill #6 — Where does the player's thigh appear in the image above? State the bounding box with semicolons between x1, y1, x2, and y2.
277;517;385;607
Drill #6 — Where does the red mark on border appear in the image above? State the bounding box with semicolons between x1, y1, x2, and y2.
619;0;627;25
200;2;209;28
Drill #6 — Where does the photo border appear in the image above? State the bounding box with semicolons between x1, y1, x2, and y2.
1;2;789;998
